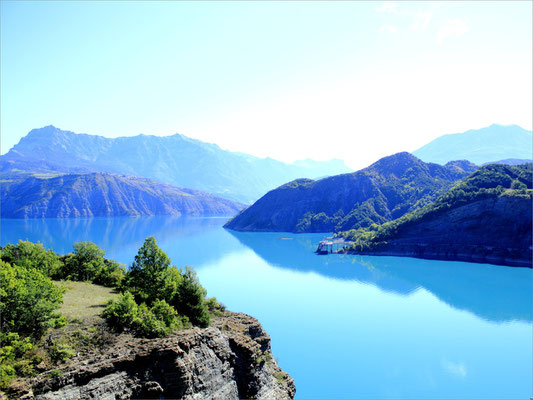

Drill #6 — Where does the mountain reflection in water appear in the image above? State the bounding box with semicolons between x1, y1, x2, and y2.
229;230;532;323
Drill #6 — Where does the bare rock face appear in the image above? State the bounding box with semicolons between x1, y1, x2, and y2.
21;313;295;400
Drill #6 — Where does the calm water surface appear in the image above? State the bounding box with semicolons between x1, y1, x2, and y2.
2;216;532;399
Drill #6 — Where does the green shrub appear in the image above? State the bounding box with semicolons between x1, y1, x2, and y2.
205;297;226;316
133;303;170;338
0;332;35;389
93;259;126;287
0;260;64;339
48;341;75;363
102;292;140;332
0;240;62;277
172;267;210;328
0;363;15;390
103;293;185;338
60;242;106;282
48;369;62;379
150;299;179;328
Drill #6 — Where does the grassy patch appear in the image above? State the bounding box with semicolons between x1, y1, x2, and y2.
274;371;287;384
42;282;120;367
31;173;64;179
55;281;119;323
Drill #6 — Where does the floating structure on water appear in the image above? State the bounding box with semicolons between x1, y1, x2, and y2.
315;237;353;254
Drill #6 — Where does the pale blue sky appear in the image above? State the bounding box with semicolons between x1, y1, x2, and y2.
1;1;531;169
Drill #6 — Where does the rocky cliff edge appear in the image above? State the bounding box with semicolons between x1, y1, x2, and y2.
6;313;295;400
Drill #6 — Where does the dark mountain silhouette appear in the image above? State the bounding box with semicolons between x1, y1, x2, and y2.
225;152;477;232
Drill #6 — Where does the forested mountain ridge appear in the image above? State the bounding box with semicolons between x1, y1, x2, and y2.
1;126;352;203
339;164;533;267
0;172;244;218
224;152;477;233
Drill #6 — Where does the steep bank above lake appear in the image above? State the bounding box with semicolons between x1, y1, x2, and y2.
340;164;532;267
343;195;532;267
0;172;244;218
9;312;295;400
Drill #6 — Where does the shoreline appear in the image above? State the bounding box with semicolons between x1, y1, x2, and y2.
342;246;532;268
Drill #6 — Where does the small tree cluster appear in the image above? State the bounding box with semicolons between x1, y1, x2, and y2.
0;260;65;339
0;260;65;389
103;292;187;338
59;242;126;287
104;236;211;337
1;241;62;277
0;240;126;287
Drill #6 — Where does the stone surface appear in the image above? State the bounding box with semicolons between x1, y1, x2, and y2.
12;313;295;400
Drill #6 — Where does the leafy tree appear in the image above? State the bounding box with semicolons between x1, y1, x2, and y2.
103;292;184;338
159;267;183;304
62;242;106;282
511;179;527;190
123;236;170;303
93;259;126;288
0;260;64;339
133;303;168;338
111;237;211;332
150;299;180;328
0;240;61;277
172;267;210;328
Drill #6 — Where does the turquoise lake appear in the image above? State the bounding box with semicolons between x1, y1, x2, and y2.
1;216;532;399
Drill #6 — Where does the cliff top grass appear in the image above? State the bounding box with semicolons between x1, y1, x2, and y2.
55;281;119;324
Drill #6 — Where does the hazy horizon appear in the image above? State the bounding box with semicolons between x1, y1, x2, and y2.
3;122;532;171
1;1;531;170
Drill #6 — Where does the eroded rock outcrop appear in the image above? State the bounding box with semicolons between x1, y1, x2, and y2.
13;313;295;400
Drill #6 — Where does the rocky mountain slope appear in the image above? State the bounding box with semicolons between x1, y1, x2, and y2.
0;172;244;218
0;126;351;203
340;164;532;267
413;124;532;165
225;152;477;233
6;313;295;400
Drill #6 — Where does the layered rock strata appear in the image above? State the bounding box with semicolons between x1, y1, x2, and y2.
11;313;295;400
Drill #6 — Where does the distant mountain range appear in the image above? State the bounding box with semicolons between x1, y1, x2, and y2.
0;172;244;218
340;164;533;267
413;124;532;165
0;126;352;203
224;152;477;233
482;158;532;166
